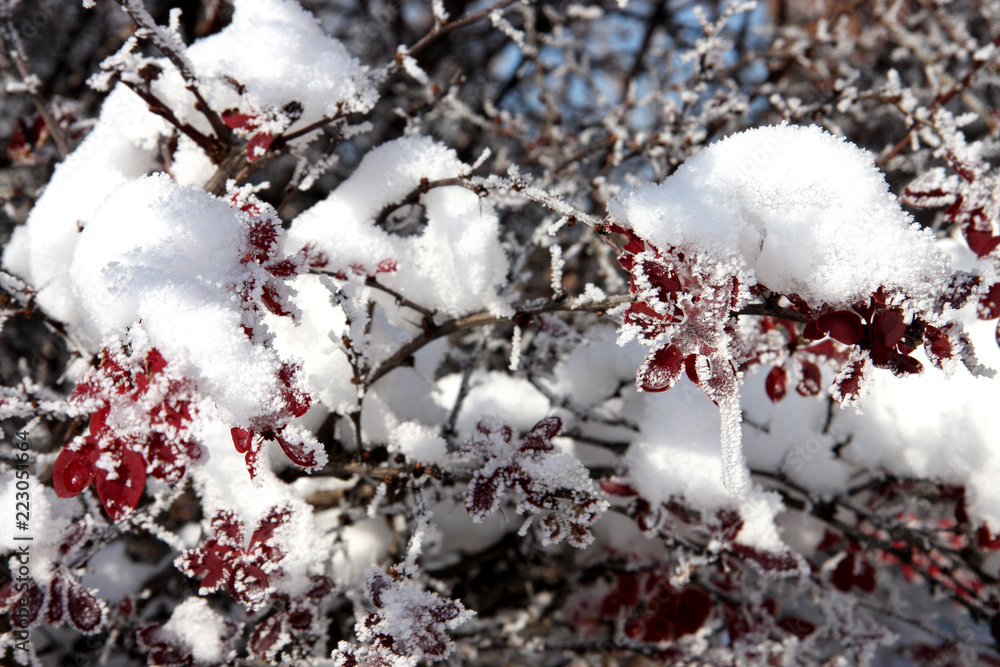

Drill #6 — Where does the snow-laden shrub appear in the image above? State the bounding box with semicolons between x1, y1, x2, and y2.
3;0;1000;665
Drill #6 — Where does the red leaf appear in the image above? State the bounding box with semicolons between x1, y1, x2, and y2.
765;366;787;403
89;406;110;435
521;416;561;451
94;449;147;521
246;132;274;162
872;309;906;348
274;429;319;468
817;310;865;345
66;577;104;634
832;358;867;405
249;613;287;659
796;360;822;397
52;442;98;498
977;524;1000;550
231;564;270;610
231;427;254;454
222;109;256;130
211;509;246;548
965;227;1000;258
146;348;168;375
465;472;503;522
261;282;292;316
979;282;1000;320
45;574;64;625
637;345;685;392
250;504;292;552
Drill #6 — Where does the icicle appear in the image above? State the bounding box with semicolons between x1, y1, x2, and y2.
719;393;747;494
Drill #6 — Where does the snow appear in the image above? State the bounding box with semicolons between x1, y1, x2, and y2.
607;124;953;311
389;421;447;464
842;317;1000;528
3;0;376;329
286;136;509;317
69;174;298;427
607;124;965;496
0;473;79;586
624;383;785;552
159;597;235;663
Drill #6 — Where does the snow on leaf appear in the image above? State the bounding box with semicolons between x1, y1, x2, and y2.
458;416;609;547
331;569;473;666
175;504;293;612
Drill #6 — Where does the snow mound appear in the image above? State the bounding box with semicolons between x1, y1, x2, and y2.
286;136;509;316
69;173;298;427
2;0;376;330
608;124;952;310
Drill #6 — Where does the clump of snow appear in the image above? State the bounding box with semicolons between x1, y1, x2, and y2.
3;0;376;330
159;597;238;664
625;386;786;553
608;124;960;495
286;136;509;317
0;473;79;585
69;173;302;429
842;317;1000;528
389;421;447;464
608;124;953;311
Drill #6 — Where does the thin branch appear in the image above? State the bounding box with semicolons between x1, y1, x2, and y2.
735;301;809;323
119;78;220;159
365;294;632;388
114;0;231;154
0;17;69;157
403;0;520;58
879;30;1000;166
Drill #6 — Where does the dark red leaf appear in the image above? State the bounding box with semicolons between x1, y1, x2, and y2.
275;429;318;468
777;616;816;638
66;577;104;634
832;358;867;405
977;524;1000;550
872;309;906;348
802;319;825;340
979;282;1000;320
94;449;147;522
465;472;503;521
231;427;254;454
250;504;292;551
521;416;561;451
817;310;865;345
965;227;1000;258
246;132;274;162
52;442;98;498
261;282;292;316
45;574;64;624
637;345;685;392
222;109;256;130
765;365;787;403
249;614;287;659
796;360;822;397
231;564;270;609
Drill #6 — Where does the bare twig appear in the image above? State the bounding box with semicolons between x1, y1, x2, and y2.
403;0;519;59
0;15;70;157
114;0;231;157
366;294;632;388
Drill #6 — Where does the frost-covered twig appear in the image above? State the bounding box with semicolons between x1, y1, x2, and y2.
0;13;69;157
113;0;232;149
366;293;631;388
403;0;520;58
